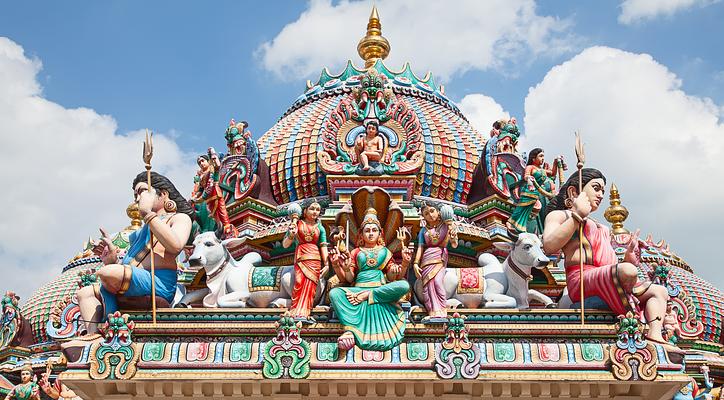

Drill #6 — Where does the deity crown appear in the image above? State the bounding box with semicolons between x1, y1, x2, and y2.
225;119;249;145
362;208;381;228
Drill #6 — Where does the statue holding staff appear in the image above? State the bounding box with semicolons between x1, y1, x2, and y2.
542;169;669;343
74;172;193;335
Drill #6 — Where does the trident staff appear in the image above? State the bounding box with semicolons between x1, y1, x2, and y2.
143;130;158;325
574;132;585;326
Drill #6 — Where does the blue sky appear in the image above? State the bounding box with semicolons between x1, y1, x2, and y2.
1;0;723;298
2;0;721;150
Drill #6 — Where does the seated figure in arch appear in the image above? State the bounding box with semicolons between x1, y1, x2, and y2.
76;172;193;336
542;168;669;344
354;120;385;171
328;208;411;351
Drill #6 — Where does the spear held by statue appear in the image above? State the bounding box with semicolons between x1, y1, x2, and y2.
574;132;585;326
143;130;158;325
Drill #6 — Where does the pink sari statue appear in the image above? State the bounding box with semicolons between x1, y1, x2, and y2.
414;204;458;320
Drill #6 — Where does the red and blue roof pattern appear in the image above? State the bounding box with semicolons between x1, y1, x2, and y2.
257;60;486;205
20;257;102;344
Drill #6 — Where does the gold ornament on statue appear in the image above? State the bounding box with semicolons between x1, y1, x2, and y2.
604;183;630;235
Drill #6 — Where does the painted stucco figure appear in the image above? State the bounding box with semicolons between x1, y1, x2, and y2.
191;149;238;239
354;120;385;172
542;168;669;343
283;202;330;321
496;117;520;154
4;365;39;400
507;148;564;235
76;172;193;335
413;203;458;320
328;208;411;351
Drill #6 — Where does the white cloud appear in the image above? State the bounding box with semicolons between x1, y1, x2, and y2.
256;0;575;82
457;93;510;136
618;0;720;25
523;46;724;289
0;37;197;301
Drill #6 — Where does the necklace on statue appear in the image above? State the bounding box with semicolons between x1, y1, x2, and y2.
428;223;440;242
300;221;315;242
363;246;379;267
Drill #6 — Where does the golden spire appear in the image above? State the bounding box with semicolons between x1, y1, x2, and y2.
357;5;390;68
126;202;143;231
604;183;630;235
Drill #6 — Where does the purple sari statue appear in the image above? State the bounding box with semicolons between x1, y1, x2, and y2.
413;203;458;320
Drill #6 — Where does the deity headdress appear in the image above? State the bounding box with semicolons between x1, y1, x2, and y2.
335;186;404;251
224;119;249;146
361;208;381;230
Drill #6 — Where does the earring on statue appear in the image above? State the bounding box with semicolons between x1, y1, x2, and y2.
164;199;177;213
564;197;574;209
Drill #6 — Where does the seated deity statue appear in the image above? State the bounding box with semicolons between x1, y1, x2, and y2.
328;209;411;351
75;172;193;336
542;168;670;345
354;120;385;171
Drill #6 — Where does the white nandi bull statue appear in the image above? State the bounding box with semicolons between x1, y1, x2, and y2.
413;233;554;310
176;231;325;308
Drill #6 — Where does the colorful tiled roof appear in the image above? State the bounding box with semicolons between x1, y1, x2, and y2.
629;239;724;344
20;257;101;344
257;60;486;204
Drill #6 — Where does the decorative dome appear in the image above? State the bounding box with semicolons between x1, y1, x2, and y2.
21;257;102;344
257;60;486;205
20;208;138;344
605;188;723;344
638;240;723;343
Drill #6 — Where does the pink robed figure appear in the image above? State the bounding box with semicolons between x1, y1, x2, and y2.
414;203;458;320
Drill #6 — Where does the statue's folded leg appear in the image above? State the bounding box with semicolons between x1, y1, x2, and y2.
99;266;177;317
368;280;410;304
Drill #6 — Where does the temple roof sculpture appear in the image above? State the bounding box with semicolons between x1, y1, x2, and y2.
1;6;722;400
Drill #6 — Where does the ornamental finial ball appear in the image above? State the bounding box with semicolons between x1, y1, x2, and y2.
357;5;391;69
604;183;630;235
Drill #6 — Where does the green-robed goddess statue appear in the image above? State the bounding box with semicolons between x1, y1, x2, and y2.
328;208;412;352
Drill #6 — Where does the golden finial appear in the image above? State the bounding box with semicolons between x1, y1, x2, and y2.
357;5;390;68
604;183;630;234
126;202;143;231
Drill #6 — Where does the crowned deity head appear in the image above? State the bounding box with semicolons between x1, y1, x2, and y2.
358;208;385;247
225;119;250;156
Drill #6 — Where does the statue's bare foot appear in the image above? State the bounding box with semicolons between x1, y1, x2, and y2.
362;165;371;171
338;331;355;350
346;290;370;305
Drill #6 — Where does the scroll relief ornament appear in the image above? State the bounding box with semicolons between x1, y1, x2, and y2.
262;312;311;379
609;312;658;381
89;311;139;380
434;312;481;379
